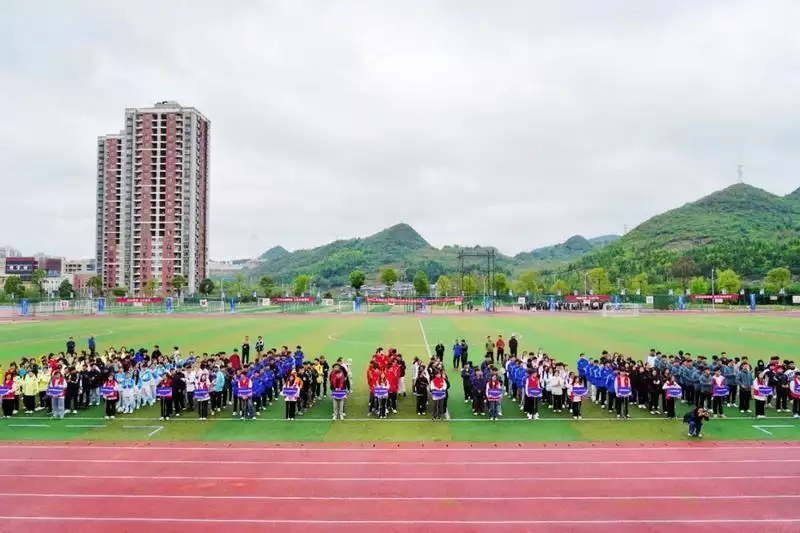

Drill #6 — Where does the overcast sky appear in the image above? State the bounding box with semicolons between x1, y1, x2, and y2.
2;1;799;260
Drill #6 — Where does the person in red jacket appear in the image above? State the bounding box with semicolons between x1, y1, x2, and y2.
102;373;119;420
1;372;15;418
330;364;348;420
386;362;400;414
790;373;800;419
615;370;632;419
195;374;210;421
366;362;380;416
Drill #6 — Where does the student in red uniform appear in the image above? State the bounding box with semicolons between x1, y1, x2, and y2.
523;369;541;420
496;335;506;365
102;373;119;420
375;373;390;419
49;369;67;419
1;372;16;418
366;362;380;416
385;362;400;414
430;371;447;420
662;376;681;419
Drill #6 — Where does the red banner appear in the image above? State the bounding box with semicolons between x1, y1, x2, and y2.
271;297;315;303
564;295;610;302
689;294;739;301
366;297;463;304
115;297;163;304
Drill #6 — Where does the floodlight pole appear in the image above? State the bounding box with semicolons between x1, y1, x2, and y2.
711;268;715;312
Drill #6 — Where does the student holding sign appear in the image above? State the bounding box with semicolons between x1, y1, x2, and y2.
195;374;210;420
157;374;173;421
662;377;682;419
374;374;390;419
330;364;348;420
47;370;67;419
1;372;15;418
485;374;503;421
737;363;753;413
523;369;542;420
615;370;632;419
711;369;727;418
238;371;254;421
567;375;586;419
101;373;119;420
752;374;771;419
790;373;800;419
282;372;302;420
430;370;447;420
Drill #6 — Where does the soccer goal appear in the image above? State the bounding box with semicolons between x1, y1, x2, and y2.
602;302;641;317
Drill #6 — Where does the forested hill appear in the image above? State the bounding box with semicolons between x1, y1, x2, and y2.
562;184;800;283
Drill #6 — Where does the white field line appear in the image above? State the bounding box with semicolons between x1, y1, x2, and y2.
418;319;432;357
122;425;164;438
753;424;793;436
0;444;798;453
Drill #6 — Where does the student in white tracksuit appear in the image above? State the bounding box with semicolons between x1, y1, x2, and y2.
120;375;136;414
139;368;155;407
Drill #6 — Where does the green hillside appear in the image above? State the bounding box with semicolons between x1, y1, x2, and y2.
516;234;619;262
618;184;800;250
563;184;800;283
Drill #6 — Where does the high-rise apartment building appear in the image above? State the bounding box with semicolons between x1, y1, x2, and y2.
96;101;209;296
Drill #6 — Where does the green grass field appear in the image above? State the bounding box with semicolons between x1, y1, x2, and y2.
1;312;798;442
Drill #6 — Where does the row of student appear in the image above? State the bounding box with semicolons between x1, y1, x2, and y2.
0;342;344;420
579;352;800;419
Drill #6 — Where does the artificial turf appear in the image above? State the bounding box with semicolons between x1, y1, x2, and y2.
1;312;798;442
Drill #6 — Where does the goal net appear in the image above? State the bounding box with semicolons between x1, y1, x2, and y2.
602;302;641;317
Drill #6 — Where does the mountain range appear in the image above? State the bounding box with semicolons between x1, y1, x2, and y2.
243;183;800;287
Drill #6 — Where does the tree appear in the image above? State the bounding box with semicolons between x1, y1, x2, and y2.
4;276;24;298
671;256;697;289
87;275;103;296
170;274;188;296
111;286;127;297
689;276;708;295
198;278;215;296
764;267;791;294
293;274;311;296
258;276;275;297
492;273;510;296
627;272;650;296
436;275;451;296
412;270;430;296
550;279;569;296
379;268;398;292
30;268;46;296
58;279;73;299
348;270;366;295
515;270;542;295
461;275;478;296
142;278;159;297
716;268;741;294
586;267;612;295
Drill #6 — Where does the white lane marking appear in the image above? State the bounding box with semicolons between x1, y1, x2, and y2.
418;319;432;357
0;492;796;502
7;424;49;428
0;458;797;466
0;517;798;525
2;474;799;482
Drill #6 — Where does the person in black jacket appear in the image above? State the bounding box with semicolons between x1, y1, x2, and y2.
171;369;186;416
508;336;518;358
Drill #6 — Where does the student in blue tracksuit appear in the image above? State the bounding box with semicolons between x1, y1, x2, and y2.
294;346;304;368
605;369;617;413
452;342;462;370
577;354;589;382
599;363;613;409
263;367;275;404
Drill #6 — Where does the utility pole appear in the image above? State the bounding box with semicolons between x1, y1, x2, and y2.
584;271;588;296
737;165;743;184
711;268;715;312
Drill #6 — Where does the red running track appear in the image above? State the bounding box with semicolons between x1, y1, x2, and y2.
0;441;798;533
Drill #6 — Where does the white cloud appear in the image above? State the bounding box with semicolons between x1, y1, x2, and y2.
1;0;799;260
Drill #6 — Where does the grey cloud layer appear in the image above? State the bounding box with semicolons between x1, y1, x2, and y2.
1;0;799;259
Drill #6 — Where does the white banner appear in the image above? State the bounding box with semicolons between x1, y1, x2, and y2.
645;296;654;304
199;299;208;308
517;297;526;305
59;300;70;311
